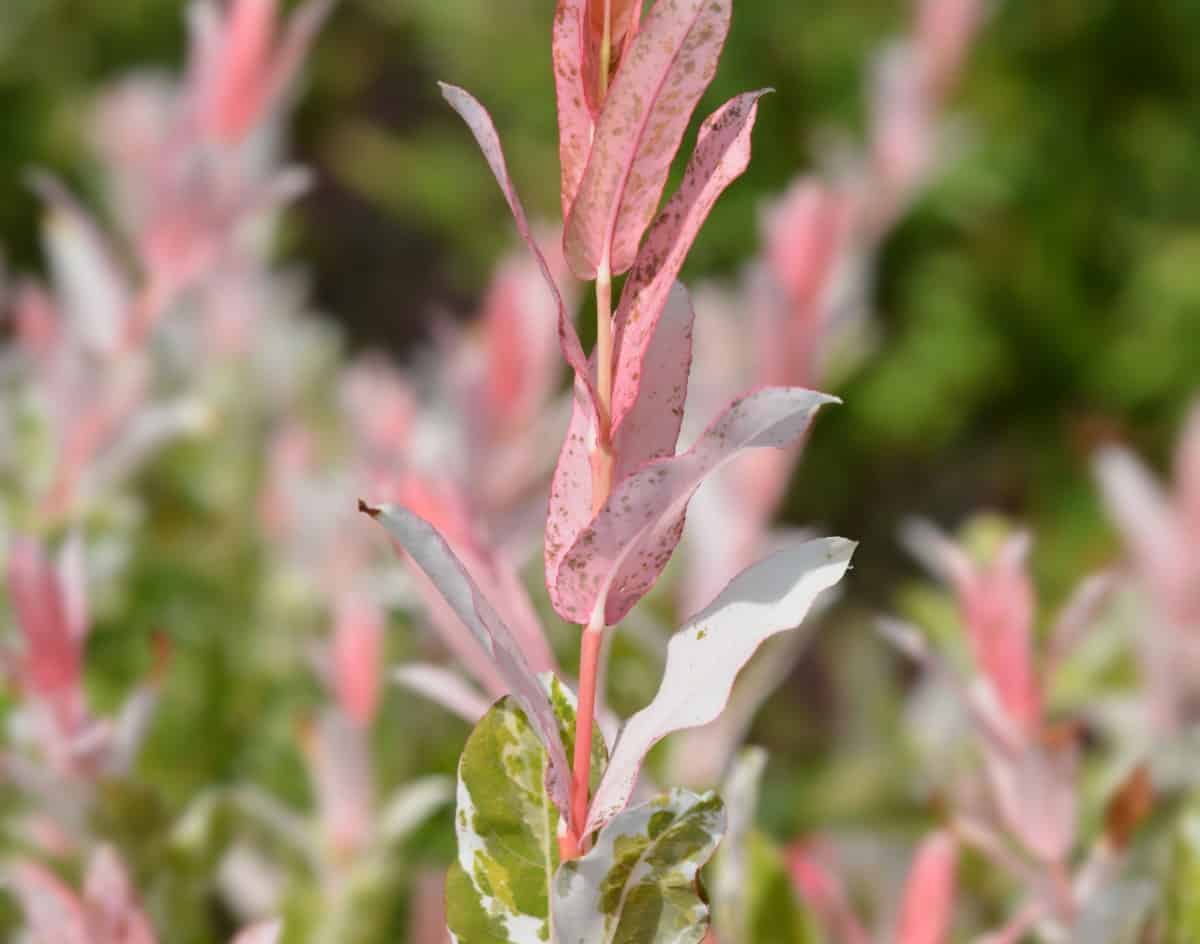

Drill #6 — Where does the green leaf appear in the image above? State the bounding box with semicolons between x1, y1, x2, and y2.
712;749;819;944
553;788;726;944
448;675;607;944
1166;806;1200;942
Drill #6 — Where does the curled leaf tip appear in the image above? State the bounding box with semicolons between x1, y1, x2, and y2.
357;499;381;518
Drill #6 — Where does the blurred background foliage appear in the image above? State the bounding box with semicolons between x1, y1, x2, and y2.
4;0;1199;605
2;0;1200;936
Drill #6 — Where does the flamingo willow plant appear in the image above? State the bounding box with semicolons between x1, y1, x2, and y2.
359;0;855;938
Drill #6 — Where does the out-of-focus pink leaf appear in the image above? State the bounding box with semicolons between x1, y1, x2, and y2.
409;869;452;944
785;842;871;944
7;538;84;725
2;861;90;944
563;0;732;278
895;831;958;944
439;83;597;422
309;709;374;858
585;536;855;833
916;0;984;99
1095;446;1179;585
610;90;766;439
552;388;839;625
82;845;158;944
230;919;283;944
1175;400;1200;538
362;502;572;818
903;520;1042;736
331;594;385;727
984;733;1078;865
34;175;131;356
393;663;492;723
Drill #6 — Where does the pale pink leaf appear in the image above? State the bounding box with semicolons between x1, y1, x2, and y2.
610;90;767;436
2;861;90;944
1175;398;1200;536
552;0;593;218
895;831;958;944
544;281;694;607
585;535;855;833
551;388;839;625
439;82;597;421
33;174;131;356
230;920;283;944
393;663;492;724
612;280;694;488
331;593;385;726
563;0;732;278
83;845;157;944
1094;445;1180;596
362;502;572;818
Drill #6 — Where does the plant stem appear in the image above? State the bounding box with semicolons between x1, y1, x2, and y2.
570;615;605;846
565;253;616;857
600;0;613;101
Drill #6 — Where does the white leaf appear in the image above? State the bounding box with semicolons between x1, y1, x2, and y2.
586;537;854;833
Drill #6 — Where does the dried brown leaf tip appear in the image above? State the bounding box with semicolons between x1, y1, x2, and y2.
1105;764;1154;850
358;499;381;518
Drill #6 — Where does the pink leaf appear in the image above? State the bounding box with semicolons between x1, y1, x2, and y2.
544;283;694;611
585;535;855;832
2;861;90;944
610;90;767;439
7;538;84;722
82;845;158;944
331;594;385;726
552;387;839;625
563;0;732;279
611;281;694;482
895;831;958;944
552;0;592;219
1175;398;1200;538
439;82;597;422
362;502;572;819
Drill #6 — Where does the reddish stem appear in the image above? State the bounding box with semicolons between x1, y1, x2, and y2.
569;619;605;847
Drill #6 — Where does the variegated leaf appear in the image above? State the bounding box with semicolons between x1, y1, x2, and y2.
586;536;855;833
449;675;607;944
553;788;726;944
364;502;573;818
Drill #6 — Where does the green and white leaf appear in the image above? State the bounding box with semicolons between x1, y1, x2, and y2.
448;674;607;944
553;788;726;944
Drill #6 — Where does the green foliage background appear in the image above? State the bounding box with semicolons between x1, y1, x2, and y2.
2;0;1199;939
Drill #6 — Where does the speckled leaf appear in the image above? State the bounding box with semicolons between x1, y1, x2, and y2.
545;283;694;621
440;82;598;423
448;675;608;944
563;0;732;278
586;536;855;833
553;388;840;626
364;502;572;818
552;0;592;219
553;788;725;944
610;91;767;441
